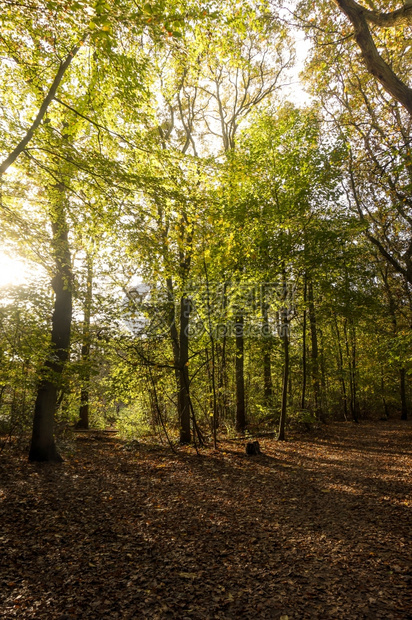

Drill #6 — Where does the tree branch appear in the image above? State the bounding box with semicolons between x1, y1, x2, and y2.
343;0;412;27
333;0;412;116
0;37;85;176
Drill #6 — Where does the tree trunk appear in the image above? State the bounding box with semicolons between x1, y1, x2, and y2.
400;367;408;420
29;199;72;462
351;323;359;422
263;349;273;405
380;366;389;419
301;276;307;410
333;313;348;421
76;254;93;429
166;280;192;443
319;327;328;416
235;315;246;432
179;296;191;443
278;308;289;441
308;280;323;421
380;268;408;421
344;319;358;423
166;278;181;385
217;282;229;420
166;278;184;431
262;295;273;405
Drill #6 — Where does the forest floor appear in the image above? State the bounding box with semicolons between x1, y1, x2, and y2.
0;421;411;620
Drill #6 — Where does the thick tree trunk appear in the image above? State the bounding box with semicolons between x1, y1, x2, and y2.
76;255;93;430
235;315;246;433
29;200;72;462
166;280;192;443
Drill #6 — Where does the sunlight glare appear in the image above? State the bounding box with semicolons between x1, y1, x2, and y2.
0;251;31;287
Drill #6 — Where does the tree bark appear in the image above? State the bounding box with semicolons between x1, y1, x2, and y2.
29;198;72;462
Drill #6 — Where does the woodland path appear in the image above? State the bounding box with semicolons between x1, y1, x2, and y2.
1;421;411;619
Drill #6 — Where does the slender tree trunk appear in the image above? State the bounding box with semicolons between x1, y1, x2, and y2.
343;319;354;421
301;276;307;410
278;308;289;441
216;341;222;413
29;198;72;462
288;371;293;408
262;293;273;405
351;322;359;422
308;280;323;421
167;277;183;427
400;367;408;420
235;315;246;432
179;296;191;443
204;260;218;446
333;313;348;421
380;267;408;421
319;327;328;416
76;255;93;429
218;283;229;419
380;366;389;419
263;349;273;405
167;278;180;384
344;319;358;423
